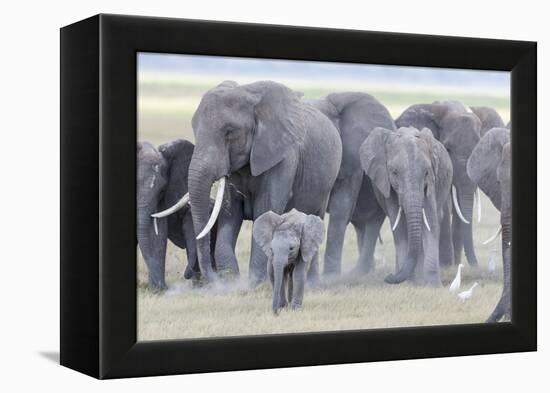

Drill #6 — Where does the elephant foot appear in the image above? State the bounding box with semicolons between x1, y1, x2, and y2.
323;256;342;277
249;276;266;290
148;279;167;293
290;302;303;311
307;276;321;288
384;273;408;285
218;268;240;281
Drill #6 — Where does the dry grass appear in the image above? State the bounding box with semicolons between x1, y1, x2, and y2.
137;74;508;341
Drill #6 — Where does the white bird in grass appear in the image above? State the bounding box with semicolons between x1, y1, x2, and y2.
458;282;478;303
488;248;497;276
449;264;463;292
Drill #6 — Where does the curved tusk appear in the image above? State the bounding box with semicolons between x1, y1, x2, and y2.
196;177;226;240
153;217;159;236
151;193;190;218
391;206;402;231
452;185;470;225
483;226;502;245
422;208;431;232
476;189;482;223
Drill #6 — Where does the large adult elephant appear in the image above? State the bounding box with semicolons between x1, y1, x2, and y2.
164;80;342;284
137;139;215;290
470;106;505;136
396;102;482;268
308;92;395;275
467;127;511;322
360;127;453;286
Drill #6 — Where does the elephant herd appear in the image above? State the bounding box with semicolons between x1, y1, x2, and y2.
137;80;511;321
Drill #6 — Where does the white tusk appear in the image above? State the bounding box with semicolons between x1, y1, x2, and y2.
452;185;470;225
391;206;402;231
151;193;190;218
154;217;159;236
476;189;482;223
422;208;431;231
196;177;226;240
483;226;502;245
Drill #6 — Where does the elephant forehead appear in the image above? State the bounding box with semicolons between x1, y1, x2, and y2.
387;136;430;168
195;91;253;128
272;228;300;246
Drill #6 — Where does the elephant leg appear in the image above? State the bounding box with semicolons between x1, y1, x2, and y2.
287;269;294;304
307;251;320;286
439;199;454;267
268;261;274;286
214;197;244;277
324;172;362;276
290;261;307;310
487;220;512;322
354;204;385;274
451;210;464;265
354;223;365;251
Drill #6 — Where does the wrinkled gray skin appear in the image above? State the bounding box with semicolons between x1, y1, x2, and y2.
467;128;511;322
360;127;453;286
307;93;395;275
396;103;481;268
470;106;505;136
137;140;216;290
253;209;325;314
187;81;341;285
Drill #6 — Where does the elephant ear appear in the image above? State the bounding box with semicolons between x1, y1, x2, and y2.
467;127;510;207
249;84;306;176
252;211;284;258
359;127;391;198
158;139;195;203
300;214;325;262
497;142;511;183
158;139;194;169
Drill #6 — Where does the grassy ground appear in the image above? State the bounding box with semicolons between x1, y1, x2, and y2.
137;73;508;341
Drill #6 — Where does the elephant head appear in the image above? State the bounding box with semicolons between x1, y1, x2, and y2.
470;106;505;136
467;127;511;321
180;80;309;280
253;209;324;314
137;139;195;290
396;103;481;267
360;127;451;284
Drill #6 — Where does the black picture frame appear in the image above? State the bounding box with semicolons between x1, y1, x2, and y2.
60;14;537;379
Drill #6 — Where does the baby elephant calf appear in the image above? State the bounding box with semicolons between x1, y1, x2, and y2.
253;209;325;315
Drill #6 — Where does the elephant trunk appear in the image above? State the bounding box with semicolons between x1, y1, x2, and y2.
188;155;217;281
459;188;478;267
272;254;286;315
137;209;167;290
385;194;423;284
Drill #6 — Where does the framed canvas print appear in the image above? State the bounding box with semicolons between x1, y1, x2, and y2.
60;14;536;379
